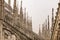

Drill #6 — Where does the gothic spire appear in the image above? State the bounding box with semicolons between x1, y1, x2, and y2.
20;0;23;19
48;15;49;30
20;0;23;13
52;8;54;28
19;0;23;27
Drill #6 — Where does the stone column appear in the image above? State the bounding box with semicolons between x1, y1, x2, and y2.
0;0;4;40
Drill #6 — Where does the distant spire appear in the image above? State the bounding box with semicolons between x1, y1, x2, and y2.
52;8;54;28
8;0;10;5
20;0;23;19
45;19;47;30
48;15;49;30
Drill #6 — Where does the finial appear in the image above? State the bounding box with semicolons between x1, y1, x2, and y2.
52;8;54;21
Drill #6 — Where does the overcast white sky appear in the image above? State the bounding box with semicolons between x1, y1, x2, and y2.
5;0;59;34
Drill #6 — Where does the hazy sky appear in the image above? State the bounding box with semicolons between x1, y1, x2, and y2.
5;0;59;34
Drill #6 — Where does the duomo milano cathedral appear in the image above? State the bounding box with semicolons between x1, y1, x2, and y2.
0;0;60;40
